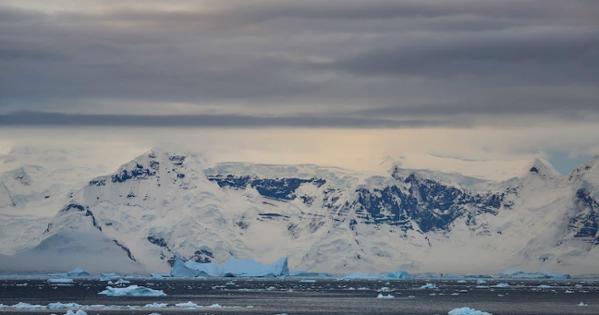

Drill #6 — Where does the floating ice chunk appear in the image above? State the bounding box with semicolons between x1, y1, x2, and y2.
299;279;316;283
578;302;589;307
207;304;223;308
147;313;162;315
65;310;87;315
476;279;487;285
48;278;74;284
493;283;510;288
175;301;200;309
377;287;392;293
13;302;45;310
144;303;168;308
48;302;82;310
377;293;395;299
448;307;492;315
537;284;553;289
418;283;438;289
98;285;166;297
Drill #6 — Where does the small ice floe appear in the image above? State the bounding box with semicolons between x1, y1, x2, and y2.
537;284;553;289
147;313;162;315
144;303;168;308
64;310;87;315
299;279;316;283
451;292;460;296
48;278;74;284
578;302;589;307
98;285;166;297
376;293;395;299
476;279;487;285
377;287;392;293
175;301;200;309
448;306;492;315
48;302;82;310
13;302;45;310
493;283;510;288
418;283;438;289
457;280;467;283
565;290;574;294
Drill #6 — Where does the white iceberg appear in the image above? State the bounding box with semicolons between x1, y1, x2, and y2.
448;307;492;315
98;285;166;297
493;283;510;288
65;310;87;315
174;256;289;277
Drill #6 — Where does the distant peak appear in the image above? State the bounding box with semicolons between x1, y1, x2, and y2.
568;155;599;181
525;158;559;178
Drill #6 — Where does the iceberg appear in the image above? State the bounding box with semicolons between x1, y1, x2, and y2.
67;267;90;277
144;302;168;308
386;270;411;280
173;256;289;277
47;302;82;310
170;257;209;277
13;302;45;310
376;293;395;299
448;307;492;315
48;278;74;284
176;301;200;309
65;310;87;315
418;283;438;289
98;285;166;297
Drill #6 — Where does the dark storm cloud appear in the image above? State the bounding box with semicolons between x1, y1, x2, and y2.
0;0;598;127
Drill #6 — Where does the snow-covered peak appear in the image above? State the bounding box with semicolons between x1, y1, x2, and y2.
569;155;599;185
524;158;559;179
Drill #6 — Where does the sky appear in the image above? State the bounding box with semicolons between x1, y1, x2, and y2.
0;0;598;179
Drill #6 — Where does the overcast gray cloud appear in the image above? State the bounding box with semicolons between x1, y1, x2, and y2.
0;0;598;127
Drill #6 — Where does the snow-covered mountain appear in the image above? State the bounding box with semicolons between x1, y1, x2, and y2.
1;148;599;275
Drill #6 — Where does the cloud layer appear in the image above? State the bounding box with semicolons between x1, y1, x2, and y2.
1;0;598;126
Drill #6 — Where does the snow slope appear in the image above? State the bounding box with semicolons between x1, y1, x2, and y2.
1;148;598;275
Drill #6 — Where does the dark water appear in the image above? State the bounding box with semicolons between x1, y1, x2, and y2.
1;278;598;314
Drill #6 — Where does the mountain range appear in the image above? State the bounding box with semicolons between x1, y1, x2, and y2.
1;148;598;275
